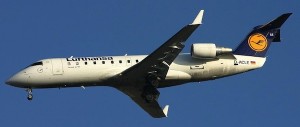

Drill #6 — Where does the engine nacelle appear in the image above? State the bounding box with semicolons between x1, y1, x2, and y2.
191;43;232;59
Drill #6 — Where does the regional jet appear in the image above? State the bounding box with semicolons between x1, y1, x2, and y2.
6;10;292;118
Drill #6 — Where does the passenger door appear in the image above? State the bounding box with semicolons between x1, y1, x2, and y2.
51;59;64;75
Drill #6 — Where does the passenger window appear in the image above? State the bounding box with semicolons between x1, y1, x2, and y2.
76;62;79;65
84;62;87;65
127;60;130;63
68;62;71;65
136;60;139;63
119;60;122;63
93;61;96;64
102;61;105;64
111;61;114;64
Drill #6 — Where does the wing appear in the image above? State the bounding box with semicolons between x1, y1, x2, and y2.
121;10;204;82
115;10;204;118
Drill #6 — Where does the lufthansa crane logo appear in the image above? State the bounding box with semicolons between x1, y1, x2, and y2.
248;33;268;52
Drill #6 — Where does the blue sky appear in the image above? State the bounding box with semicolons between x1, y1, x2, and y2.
0;0;299;126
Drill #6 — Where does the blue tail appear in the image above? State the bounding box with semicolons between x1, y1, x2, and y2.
233;13;292;57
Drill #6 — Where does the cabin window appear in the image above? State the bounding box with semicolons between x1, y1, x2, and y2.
84;62;88;65
111;61;114;64
119;60;122;64
136;60;139;63
127;60;130;63
102;61;105;64
93;61;96;64
76;62;79;65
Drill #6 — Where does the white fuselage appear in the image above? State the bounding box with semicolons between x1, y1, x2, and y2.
8;53;266;89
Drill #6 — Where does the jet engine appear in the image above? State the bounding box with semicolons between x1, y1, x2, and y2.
191;43;232;59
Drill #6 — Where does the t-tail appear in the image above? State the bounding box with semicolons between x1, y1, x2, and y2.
233;13;292;57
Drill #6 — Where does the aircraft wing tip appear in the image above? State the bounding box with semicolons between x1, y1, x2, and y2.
163;105;170;117
191;10;204;25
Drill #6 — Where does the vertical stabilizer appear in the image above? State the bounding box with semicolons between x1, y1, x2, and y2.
233;13;292;57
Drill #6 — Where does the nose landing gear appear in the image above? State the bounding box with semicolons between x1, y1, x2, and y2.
26;88;33;101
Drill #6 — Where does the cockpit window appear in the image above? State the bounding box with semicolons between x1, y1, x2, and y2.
24;61;43;69
28;62;43;67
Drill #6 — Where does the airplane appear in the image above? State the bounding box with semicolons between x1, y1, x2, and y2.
6;10;292;118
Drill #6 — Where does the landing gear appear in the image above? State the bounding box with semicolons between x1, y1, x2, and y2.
142;74;161;103
144;93;159;103
26;88;33;101
142;85;160;103
146;74;160;87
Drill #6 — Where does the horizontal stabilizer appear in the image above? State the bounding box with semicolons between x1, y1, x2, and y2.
259;13;292;30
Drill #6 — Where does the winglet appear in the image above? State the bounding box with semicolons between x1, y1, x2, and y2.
191;10;204;25
163;105;169;117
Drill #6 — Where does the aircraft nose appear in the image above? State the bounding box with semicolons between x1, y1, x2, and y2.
6;73;28;87
5;77;16;85
5;78;12;85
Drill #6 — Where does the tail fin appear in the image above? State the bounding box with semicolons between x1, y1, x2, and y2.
233;13;292;57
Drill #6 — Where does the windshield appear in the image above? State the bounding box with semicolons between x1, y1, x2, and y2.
26;62;43;68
